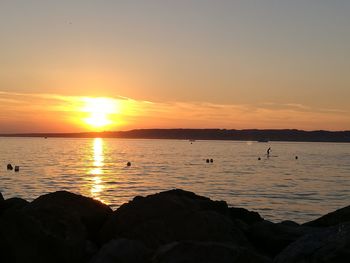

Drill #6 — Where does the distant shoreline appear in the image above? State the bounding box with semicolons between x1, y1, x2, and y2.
1;128;350;142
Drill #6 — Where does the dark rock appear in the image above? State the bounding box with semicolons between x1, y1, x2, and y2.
229;207;264;225
0;191;3;202
303;205;350;227
90;239;152;263
0;209;86;263
99;189;247;248
248;220;317;257
153;241;272;263
275;223;350;263
0;197;29;214
279;221;300;227
24;190;113;240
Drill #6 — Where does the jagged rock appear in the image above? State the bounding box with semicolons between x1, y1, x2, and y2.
0;209;86;263
153;241;272;263
303;205;350;227
90;239;152;263
99;189;247;248
0;191;4;202
24;190;113;240
248;220;317;257
275;223;350;263
0;197;29;214
229;207;264;225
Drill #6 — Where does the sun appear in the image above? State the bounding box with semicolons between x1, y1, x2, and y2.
82;97;119;129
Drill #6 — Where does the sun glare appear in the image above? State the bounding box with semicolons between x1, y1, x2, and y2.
82;97;120;129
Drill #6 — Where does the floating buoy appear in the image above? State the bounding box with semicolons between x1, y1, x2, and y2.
206;159;210;163
127;162;131;167
14;166;19;172
295;156;298;160
7;164;13;170
210;159;213;163
258;157;261;160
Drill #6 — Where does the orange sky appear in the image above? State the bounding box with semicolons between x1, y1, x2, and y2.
0;1;349;132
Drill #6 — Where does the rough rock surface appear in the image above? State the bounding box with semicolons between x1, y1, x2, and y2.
275;223;350;263
153;241;272;263
303;205;350;227
99;189;248;248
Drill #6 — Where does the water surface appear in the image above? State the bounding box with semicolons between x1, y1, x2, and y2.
1;137;349;223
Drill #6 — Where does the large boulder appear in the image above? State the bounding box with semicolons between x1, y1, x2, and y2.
99;189;247;248
229;207;264;225
275;223;350;263
248;220;317;257
0;197;29;214
153;241;272;263
90;239;152;263
303;205;350;227
0;209;86;263
24;191;113;240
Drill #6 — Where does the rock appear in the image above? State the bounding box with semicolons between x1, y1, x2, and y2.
248;220;317;257
24;190;113;240
275;223;350;263
0;197;29;214
0;209;86;263
153;241;272;263
229;207;264;225
99;189;247;248
303;205;350;227
0;191;3;202
90;239;152;263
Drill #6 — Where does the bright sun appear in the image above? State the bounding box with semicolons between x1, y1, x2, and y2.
82;97;120;129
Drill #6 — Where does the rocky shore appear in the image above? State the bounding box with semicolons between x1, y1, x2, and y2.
0;189;349;263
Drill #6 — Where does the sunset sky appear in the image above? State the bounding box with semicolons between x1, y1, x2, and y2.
0;0;349;133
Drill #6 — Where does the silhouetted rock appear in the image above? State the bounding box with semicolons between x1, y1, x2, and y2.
0;197;29;214
303;205;350;227
90;239;152;263
229;207;264;225
153;241;272;263
0;191;3;202
275;223;350;263
24;190;113;241
99;189;247;248
248;220;317;257
0;209;86;263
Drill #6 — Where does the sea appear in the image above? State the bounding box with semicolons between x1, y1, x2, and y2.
1;137;349;223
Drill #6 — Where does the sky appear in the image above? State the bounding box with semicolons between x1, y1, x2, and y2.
0;0;349;133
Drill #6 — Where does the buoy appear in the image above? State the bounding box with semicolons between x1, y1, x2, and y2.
210;159;213;163
7;164;13;170
295;156;298;159
14;166;19;172
258;157;261;160
206;159;209;163
127;162;131;167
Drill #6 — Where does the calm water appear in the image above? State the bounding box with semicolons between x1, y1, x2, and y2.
1;137;350;223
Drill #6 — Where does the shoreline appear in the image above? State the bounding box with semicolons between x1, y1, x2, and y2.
1;189;349;262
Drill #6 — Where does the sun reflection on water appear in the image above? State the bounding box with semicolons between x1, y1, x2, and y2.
89;138;106;203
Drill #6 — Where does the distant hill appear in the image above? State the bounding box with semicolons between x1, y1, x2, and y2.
1;129;350;142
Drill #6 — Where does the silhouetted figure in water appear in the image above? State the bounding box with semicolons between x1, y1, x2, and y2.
206;159;210;163
210;159;213;163
14;166;19;172
267;147;271;158
127;162;131;167
7;164;13;170
295;156;298;160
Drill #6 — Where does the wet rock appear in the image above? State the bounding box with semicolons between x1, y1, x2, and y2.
303;205;350;227
153;241;272;263
248;220;317;257
275;223;350;263
24;190;113;240
229;207;264;225
90;239;152;263
0;209;86;263
99;189;247;248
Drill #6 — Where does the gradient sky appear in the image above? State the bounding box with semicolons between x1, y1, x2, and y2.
0;0;349;132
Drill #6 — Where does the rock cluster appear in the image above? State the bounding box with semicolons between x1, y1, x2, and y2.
0;189;349;263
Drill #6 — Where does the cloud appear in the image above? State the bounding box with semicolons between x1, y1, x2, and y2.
0;91;349;132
